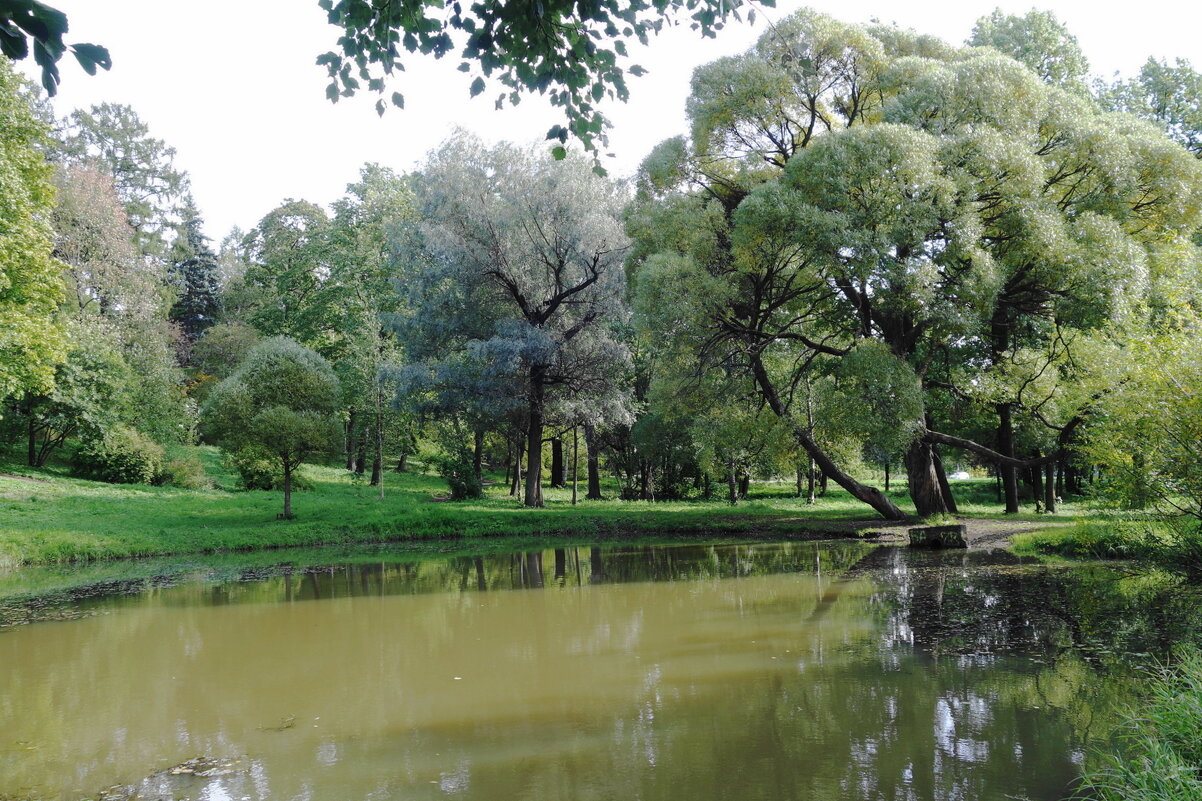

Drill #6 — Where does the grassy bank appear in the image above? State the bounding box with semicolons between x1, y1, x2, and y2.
1079;647;1202;801
0;445;1097;567
1013;519;1202;579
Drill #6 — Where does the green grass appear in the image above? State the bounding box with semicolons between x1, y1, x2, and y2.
0;447;1103;567
1077;646;1202;801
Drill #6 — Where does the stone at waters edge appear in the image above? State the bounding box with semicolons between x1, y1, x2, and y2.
907;524;968;549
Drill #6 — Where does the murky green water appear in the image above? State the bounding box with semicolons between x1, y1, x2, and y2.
1;541;1198;801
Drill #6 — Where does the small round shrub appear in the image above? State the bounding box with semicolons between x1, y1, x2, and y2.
158;454;212;490
225;450;313;492
73;426;165;484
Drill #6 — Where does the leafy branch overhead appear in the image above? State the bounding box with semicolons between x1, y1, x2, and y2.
316;0;770;159
0;0;110;95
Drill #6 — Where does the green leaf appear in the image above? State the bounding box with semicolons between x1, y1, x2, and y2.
391;91;405;109
551;145;567;160
470;76;486;97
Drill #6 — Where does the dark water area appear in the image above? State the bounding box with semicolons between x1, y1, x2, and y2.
1;540;1198;801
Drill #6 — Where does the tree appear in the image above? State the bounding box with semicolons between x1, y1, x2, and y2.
0;58;65;406
240;200;332;344
0;0;109;95
631;9;1202;519
12;320;130;467
60;103;189;256
1102;58;1202;158
409;133;631;507
201;337;340;520
968;9;1088;89
168;196;222;345
318;0;766;160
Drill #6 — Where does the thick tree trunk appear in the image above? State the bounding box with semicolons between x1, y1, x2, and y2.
550;437;565;488
1056;460;1066;498
584;422;603;500
395;452;408;473
473;428;484;483
738;472;750;499
997;403;1020;514
931;446;958;514
354;435;366;476
523;370;545;508
370;452;381;486
904;439;951;517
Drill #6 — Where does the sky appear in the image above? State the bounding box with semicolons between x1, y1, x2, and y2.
22;0;1202;241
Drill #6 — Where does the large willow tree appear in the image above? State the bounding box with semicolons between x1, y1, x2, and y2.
630;9;1202;519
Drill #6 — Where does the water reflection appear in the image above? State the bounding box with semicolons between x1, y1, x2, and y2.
1;541;1197;801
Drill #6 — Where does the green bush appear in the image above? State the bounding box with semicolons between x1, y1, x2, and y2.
158;453;212;490
225;450;313;492
433;448;482;501
73;426;165;485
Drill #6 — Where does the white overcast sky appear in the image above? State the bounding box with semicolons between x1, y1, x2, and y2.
22;0;1202;240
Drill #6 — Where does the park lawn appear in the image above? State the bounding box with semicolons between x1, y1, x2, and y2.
0;445;1098;567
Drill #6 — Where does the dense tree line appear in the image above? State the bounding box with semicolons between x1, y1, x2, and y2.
2;8;1202;526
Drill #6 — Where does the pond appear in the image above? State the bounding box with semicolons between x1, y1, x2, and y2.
1;540;1198;801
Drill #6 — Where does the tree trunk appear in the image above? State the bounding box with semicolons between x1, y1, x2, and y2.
738;472;750;499
931;445;958;514
282;462;294;520
703;472;712;500
584;422;603;500
1045;462;1057;513
370;452;382;486
473;428;484;483
345;409;356;470
510;443;522;497
807;457;816;505
727;457;738;506
884;462;890;493
571;427;579;506
818;471;828;497
395;452;408;473
550;437;565;488
523;369;545;508
1056;459;1065;498
796;465;804;498
354;435;366;476
639;457;652;500
997;403;1020;514
904;439;951;518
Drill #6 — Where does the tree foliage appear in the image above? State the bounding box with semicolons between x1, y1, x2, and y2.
318;0;770;160
0;58;65;405
0;0;109;95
